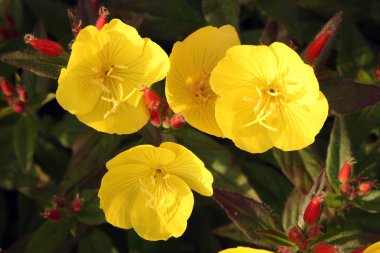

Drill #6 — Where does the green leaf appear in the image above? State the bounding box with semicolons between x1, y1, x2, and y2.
356;190;380;213
320;78;380;115
213;189;286;249
326;116;352;192
79;229;119;253
213;222;251;244
25;221;70;253
282;188;305;230
59;131;122;193
75;189;106;225
202;0;239;28
0;51;68;79
13;114;38;173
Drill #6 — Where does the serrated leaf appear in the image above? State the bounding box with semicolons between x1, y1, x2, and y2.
202;0;239;28
79;229;119;253
13;114;38;173
326;116;352;192
25;221;70;253
75;189;106;225
213;189;286;249
0;51;68;79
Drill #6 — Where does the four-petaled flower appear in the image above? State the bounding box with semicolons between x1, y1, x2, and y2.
166;25;240;137
98;142;213;241
210;42;328;153
219;247;273;253
57;19;170;134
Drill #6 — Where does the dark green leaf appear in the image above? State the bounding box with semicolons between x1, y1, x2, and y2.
282;188;305;230
13;114;38;173
25;221;70;253
76;189;106;225
356;190;380;213
213;223;251;244
0;51;68;79
79;229;118;253
326;116;352;192
202;0;239;28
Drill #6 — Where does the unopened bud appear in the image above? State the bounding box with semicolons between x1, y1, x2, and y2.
306;30;331;65
24;34;63;57
170;113;186;129
143;87;162;110
162;116;170;129
308;225;322;239
277;246;291;253
149;108;162;127
313;243;338;253
348;191;357;200
288;226;302;243
70;194;84;212
299;240;308;251
340;183;351;194
375;65;380;80
0;78;15;97
303;194;324;225
12;99;25;113
53;196;67;208
358;181;374;195
95;6;109;30
16;86;27;102
42;209;62;221
350;249;365;253
339;160;353;183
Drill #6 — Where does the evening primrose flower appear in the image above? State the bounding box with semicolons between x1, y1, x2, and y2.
57;19;169;134
219;247;273;253
210;42;328;153
165;25;240;137
364;241;380;253
98;142;213;241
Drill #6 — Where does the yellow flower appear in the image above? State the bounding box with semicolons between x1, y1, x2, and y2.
210;42;328;153
364;241;380;253
165;25;240;137
98;142;213;241
57;19;169;134
219;247;273;253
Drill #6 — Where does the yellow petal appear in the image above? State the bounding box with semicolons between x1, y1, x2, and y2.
130;175;194;241
76;97;149;134
166;25;239;137
98;164;151;229
364;241;380;253
160;142;213;196
215;87;273;153
270;42;319;104
106;144;176;170
219;247;274;253
269;92;328;151
210;45;278;95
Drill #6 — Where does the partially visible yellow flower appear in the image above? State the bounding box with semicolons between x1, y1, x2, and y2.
210;42;328;153
219;247;273;253
57;19;169;134
364;241;380;253
98;142;213;241
165;25;240;137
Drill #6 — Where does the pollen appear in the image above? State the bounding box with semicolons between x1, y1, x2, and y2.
193;71;215;104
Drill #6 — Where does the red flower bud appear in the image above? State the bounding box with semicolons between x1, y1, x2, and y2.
24;34;63;57
12;99;25;113
288;226;302;243
313;243;338;253
340;183;351;194
306;30;331;65
350;248;365;253
149;108;162;127
375;65;380;80
308;225;322;239
95;6;109;30
0;78;15;97
162;116;170;129
170;113;186;129
277;246;291;253
16;86;27;102
338;160;353;183
70;194;84;212
348;191;357;200
358;181;374;195
143;87;162;110
299;240;308;251
53;196;67;208
42;209;62;221
303;194;324;225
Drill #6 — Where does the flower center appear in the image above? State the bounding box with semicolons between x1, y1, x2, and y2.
91;64;130;119
193;71;215;104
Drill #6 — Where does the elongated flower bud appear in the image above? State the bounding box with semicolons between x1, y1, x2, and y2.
149;108;162;127
358;181;374;195
170;113;186;129
12;99;25;113
24;34;63;57
288;226;302;243
53;196;67;208
308;225;322;239
340;182;351;194
95;6;109;30
306;30;331;65
338;160;352;183
314;243;338;253
42;209;62;221
0;78;15;97
70;194;84;212
143;87;162;110
303;194;324;225
299;240;308;251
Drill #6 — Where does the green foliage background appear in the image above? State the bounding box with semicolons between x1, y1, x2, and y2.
0;0;380;252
